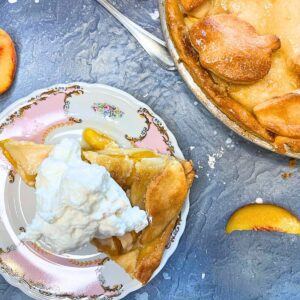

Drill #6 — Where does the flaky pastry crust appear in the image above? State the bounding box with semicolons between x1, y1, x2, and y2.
254;93;300;138
181;0;205;12
166;0;274;142
189;14;280;84
166;0;300;154
84;149;195;284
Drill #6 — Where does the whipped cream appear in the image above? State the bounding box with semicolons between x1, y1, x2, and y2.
20;138;148;254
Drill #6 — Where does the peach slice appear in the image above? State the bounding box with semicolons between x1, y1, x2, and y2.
82;128;118;150
0;28;17;95
226;204;300;234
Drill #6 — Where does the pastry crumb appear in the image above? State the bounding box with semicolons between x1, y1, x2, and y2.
208;155;216;169
255;197;264;204
207;147;224;169
225;137;234;149
149;10;159;20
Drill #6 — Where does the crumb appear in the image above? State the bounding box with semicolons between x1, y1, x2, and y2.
194;174;199;178
225;137;234;149
149;10;159;20
163;272;171;280
208;155;216;169
226;138;232;144
8;0;17;3
281;172;292;180
213;131;217;135
201;273;206;280
281;158;297;180
194;101;198;106
255;197;264;204
190;146;195;150
207;147;225;169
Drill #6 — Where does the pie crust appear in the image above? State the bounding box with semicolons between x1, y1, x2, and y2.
165;0;300;155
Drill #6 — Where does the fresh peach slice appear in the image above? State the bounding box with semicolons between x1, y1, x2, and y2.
226;204;300;234
0;28;17;95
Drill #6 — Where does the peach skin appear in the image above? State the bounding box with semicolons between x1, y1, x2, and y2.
0;28;17;95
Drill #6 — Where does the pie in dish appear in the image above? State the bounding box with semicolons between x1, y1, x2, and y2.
166;0;300;155
0;130;195;284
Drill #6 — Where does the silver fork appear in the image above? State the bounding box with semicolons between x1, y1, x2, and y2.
95;0;176;71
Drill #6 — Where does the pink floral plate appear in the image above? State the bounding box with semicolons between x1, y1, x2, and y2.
0;83;190;300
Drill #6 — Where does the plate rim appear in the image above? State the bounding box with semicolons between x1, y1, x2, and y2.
158;0;300;159
0;82;190;300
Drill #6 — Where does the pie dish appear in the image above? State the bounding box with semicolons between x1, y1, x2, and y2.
0;83;193;299
164;0;300;156
0;136;194;284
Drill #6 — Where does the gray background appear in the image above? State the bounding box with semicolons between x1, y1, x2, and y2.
1;0;300;299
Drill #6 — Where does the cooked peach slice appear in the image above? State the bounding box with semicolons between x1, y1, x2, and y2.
226;204;300;234
254;93;300;138
189;14;280;84
82;128;118;150
0;28;17;95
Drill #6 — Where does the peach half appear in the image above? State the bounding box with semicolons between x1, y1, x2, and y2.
0;28;17;95
226;204;300;235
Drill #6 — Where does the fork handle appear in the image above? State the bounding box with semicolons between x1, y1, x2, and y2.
95;0;176;71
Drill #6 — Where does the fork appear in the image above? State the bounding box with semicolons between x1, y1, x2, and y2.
95;0;176;71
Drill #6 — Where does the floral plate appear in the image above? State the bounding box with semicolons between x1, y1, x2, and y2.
0;83;190;300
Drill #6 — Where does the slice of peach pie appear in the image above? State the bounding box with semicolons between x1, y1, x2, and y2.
0;129;195;284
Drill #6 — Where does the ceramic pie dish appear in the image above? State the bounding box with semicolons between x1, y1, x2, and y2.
0;83;191;299
159;0;300;158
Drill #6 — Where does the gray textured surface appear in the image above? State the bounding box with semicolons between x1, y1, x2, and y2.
1;0;300;299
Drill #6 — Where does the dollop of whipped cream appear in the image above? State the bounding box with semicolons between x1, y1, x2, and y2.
20;138;148;254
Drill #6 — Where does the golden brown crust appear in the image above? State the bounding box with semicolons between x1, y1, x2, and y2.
141;160;188;243
87;150;195;284
254;93;300;138
166;0;274;142
134;218;176;284
0;140;52;186
189;14;280;84
180;0;205;12
274;136;300;154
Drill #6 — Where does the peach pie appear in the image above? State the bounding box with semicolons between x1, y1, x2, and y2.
166;0;300;155
0;129;195;284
